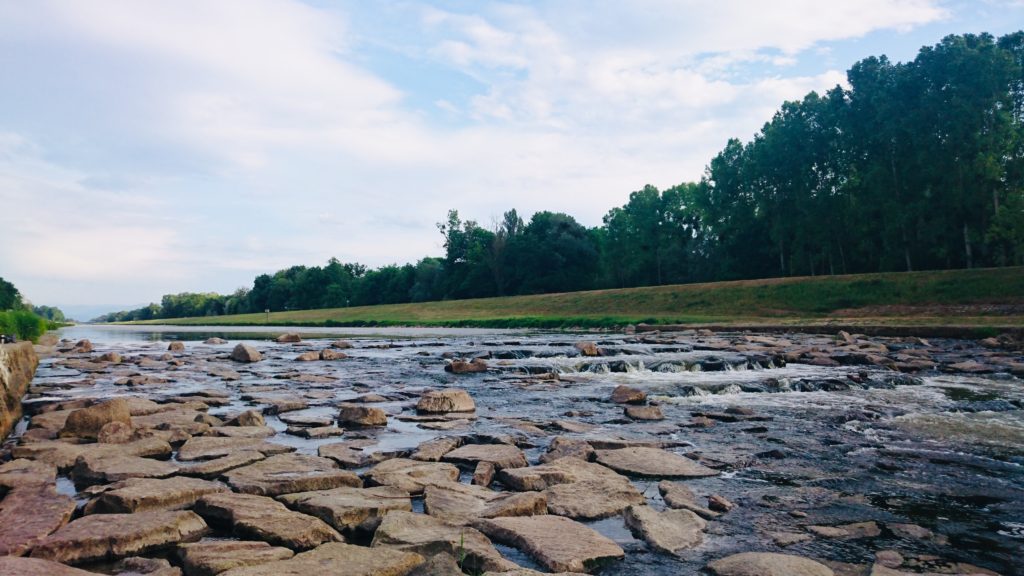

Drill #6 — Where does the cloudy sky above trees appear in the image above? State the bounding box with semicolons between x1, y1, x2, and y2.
1;0;1021;311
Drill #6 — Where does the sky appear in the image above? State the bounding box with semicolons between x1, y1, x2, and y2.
1;0;1022;316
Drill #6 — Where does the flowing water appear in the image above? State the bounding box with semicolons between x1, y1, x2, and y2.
13;324;1024;575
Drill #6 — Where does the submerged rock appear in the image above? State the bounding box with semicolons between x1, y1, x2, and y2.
477;514;624;573
445;358;487;374
706;552;834;576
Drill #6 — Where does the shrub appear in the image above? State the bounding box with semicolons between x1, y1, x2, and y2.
0;309;47;342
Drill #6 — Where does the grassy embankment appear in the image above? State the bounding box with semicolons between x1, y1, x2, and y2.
137;267;1024;334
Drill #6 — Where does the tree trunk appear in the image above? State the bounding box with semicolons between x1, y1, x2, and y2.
963;222;973;269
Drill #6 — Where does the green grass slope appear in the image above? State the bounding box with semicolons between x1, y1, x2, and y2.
135;267;1024;331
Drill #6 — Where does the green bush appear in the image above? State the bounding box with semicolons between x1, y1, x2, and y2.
0;309;47;342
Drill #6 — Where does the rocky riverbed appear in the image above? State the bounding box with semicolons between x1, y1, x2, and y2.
0;325;1021;576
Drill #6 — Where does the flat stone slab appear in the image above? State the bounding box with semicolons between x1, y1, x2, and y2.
178;540;295;576
706;552;834;576
442;443;528;470
423;482;547;524
364;458;460;495
0;458;57;488
216;542;423;576
594;447;719;478
0;484;76;556
84;476;228;513
0;556;100;576
337;404;387;427
371;510;517;574
30;510;208;564
194;492;340;550
657;480;719;519
477;514;624;573
72;453;179;484
410;436;462;462
178;451;267;479
13;437;172;470
224;454;361;496
177;437;295;461
498;457;644;520
277;485;411;532
623;504;705;554
318;442;373;468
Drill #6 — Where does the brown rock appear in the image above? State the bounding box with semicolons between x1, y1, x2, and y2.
540;437;595;464
0;556;99;576
574;341;602;357
473;461;496;487
216;542;423;576
338;404;387;427
594;447;719;478
410;436;462;462
178;540;294;576
624;405;664;420
318;443;372;468
225;454;361;496
177;437;294;461
275;333;302;343
610;385;645;404
30;510;208;565
320;349;347;360
416;389;476;413
194;492;340;550
226;410;266;427
477;514;624;573
498;457;643;520
770;531;813;547
113;556;181;576
168;341;186;352
204;337;228;345
0;484;76;556
707;552;834;576
294;351;320;362
288;425;344;439
445;359;487;374
72;453;180;484
0;342;38;441
424;482;546;524
211;426;276;439
84;476;227;513
60;398;132;440
13;437;172;471
623;505;705;554
231;344;262;363
277;485;412;532
442;443;528;470
364;458;460;495
330;340;353;349
656;481;719;519
371;510;516;573
0;458;56;488
179;451;267;479
98;351;123;363
808;521;880;540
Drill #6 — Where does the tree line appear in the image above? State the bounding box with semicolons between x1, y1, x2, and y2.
96;32;1024;322
0;276;63;341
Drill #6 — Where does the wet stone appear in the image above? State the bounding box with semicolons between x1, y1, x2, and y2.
230;344;262;363
540;437;595;463
622;504;705;555
477;514;625;573
707;552;834;576
194;492;341;551
337;403;387;427
177;540;295;576
0;458;57;488
287;425;344;438
807;521;881;540
30;510;208;565
72;453;180;484
113;556;181;576
611;385;646;404
594;447;719;478
177;437;294;461
499;457;644;520
416;388;476;413
441;443;528;470
624;405;664;420
0;556;100;576
318;442;373;468
224;454;361;496
179;451;267;479
423;482;547;524
276;485;412;532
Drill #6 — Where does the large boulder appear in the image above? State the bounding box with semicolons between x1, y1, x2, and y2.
574;341;602;357
706;552;834;576
416;389;476;413
275;333;302;343
60;398;132;440
477;514;624;573
231;344;262;363
338;404;387;427
0;342;39;442
30;510;208;564
610;385;645;404
194;492;340;550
